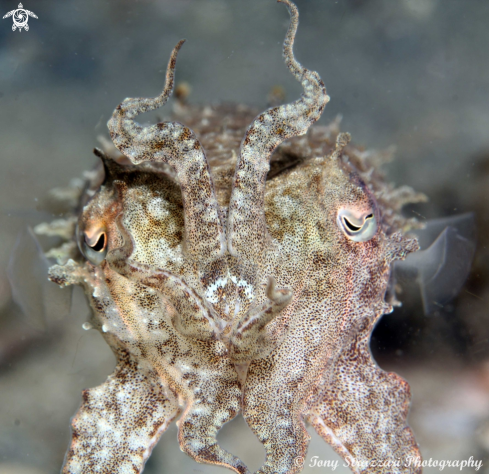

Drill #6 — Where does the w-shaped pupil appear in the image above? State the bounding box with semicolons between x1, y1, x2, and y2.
89;233;106;252
343;217;361;232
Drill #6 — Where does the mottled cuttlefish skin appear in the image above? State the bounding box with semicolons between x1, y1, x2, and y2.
50;159;247;474
243;148;421;474
44;0;423;473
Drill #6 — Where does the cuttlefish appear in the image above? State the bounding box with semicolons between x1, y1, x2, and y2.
43;1;429;472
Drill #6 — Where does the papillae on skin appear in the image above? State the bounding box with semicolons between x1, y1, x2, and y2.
41;1;426;473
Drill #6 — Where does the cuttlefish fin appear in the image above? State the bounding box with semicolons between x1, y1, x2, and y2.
7;227;72;330
394;213;475;314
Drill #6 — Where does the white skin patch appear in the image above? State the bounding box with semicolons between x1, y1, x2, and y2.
230;275;254;300
146;197;170;220
204;276;228;304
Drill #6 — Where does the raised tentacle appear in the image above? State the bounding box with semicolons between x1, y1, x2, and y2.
227;0;329;262
107;40;225;264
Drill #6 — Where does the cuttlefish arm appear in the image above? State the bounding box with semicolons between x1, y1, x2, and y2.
107;40;225;265
227;0;329;263
305;315;422;474
106;214;249;474
62;341;180;474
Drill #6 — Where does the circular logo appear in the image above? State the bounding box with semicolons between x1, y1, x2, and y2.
13;9;28;29
3;3;38;32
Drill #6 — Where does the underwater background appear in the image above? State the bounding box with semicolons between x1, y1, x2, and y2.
1;0;489;472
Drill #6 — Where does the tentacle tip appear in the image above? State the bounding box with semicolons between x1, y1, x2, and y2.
277;0;298;15
174;39;186;52
168;39;186;67
266;276;293;305
330;132;351;161
93;147;124;182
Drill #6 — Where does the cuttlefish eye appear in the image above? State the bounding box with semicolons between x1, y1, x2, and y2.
78;225;108;265
337;208;377;242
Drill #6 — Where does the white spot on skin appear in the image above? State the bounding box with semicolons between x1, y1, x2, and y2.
205;277;227;304
146;197;170;220
233;300;241;319
96;417;112;434
82;322;93;330
230;275;254;300
70;460;82;474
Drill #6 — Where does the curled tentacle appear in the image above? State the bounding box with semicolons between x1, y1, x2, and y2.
227;0;329;262
107;40;225;264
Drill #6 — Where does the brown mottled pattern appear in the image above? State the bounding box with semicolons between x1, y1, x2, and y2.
107;40;225;266
64;342;180;474
307;315;421;474
108;213;219;341
241;155;421;474
227;0;329;263
42;1;425;473
52;162;249;474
